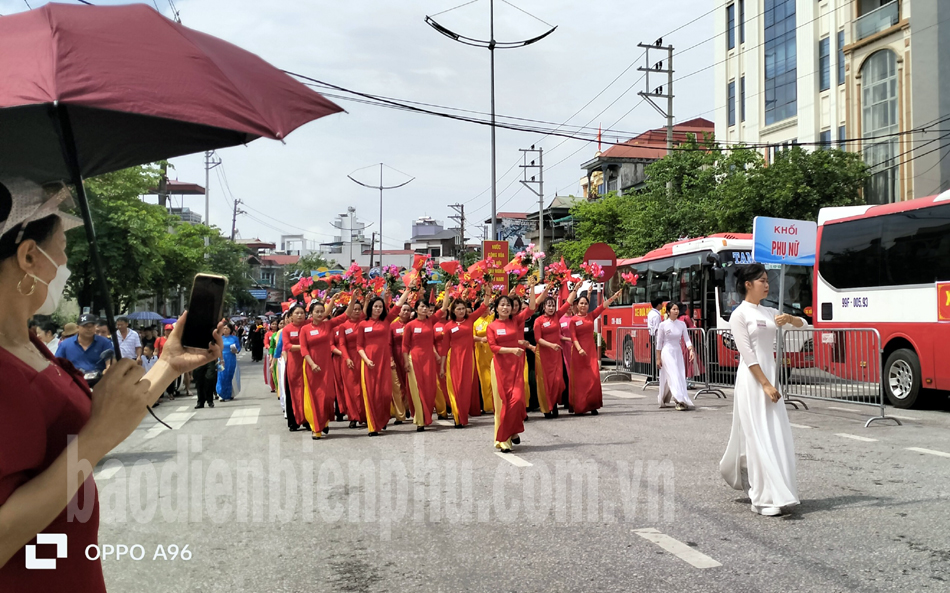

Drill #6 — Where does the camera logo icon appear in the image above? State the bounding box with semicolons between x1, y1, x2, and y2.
25;533;68;570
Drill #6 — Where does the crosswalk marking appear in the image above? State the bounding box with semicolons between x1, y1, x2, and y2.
789;423;813;429
495;452;532;467
835;433;878;442
226;407;261;426
906;447;950;459
633;528;722;569
436;419;455;427
94;464;123;480
144;411;195;440
889;414;919;421
176;406;190;412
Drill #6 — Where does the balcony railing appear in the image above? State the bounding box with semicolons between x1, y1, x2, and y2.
855;1;900;41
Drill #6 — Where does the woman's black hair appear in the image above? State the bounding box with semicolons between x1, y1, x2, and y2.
40;320;59;334
736;263;768;297
577;294;590;306
542;296;558;313
450;298;469;322
0;183;63;261
492;295;514;317
366;297;388;322
413;299;430;312
307;300;326;316
666;302;682;318
288;303;306;317
224;322;236;334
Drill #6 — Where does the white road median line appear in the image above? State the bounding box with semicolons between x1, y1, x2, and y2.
633;528;722;569
226;407;261;426
889;414;919;421
144;411;195;440
176;406;189;412
906;447;950;459
835;433;878;442
495;452;532;467
789;423;813;429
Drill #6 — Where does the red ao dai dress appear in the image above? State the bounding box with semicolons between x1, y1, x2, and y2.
440;304;488;426
569;304;606;414
487;309;530;448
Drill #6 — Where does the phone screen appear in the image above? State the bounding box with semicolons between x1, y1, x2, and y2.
182;274;227;349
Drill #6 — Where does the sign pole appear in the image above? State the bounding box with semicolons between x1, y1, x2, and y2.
775;263;786;389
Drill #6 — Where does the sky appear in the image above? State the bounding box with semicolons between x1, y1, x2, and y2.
2;0;716;252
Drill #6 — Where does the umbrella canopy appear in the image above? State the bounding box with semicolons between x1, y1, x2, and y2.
0;3;341;362
0;3;343;183
160;318;179;326
126;311;164;321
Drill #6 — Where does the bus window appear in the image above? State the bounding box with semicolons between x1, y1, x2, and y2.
649;258;674;302
718;261;812;322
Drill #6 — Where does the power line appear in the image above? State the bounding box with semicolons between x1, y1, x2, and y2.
498;0;554;29
430;0;481;18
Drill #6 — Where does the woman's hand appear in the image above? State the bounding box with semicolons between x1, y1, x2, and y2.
527;275;538;288
575;345;586;357
390;359;397;369
656;355;663;369
159;311;224;375
775;314;801;327
688;348;695;363
229;344;237;353
764;383;782;403
346;358;355;369
367;360;376;369
310;361;321;372
83;359;151;453
549;343;561;352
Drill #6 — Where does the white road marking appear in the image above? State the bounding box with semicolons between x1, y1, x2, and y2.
226;407;261;426
835;433;878;442
436;419;455;427
789;423;813;429
633;528;722;569
698;406;718;411
177;406;189;412
906;447;950;459
605;391;646;399
495;452;532;467
889;414;919;421
828;406;864;414
94;464;123;480
144;412;195;440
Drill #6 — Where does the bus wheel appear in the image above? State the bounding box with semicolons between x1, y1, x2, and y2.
884;349;921;408
622;337;634;371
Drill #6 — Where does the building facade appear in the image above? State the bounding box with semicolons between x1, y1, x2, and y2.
714;0;950;204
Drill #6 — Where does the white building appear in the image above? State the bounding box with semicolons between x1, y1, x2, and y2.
714;0;950;204
317;207;372;265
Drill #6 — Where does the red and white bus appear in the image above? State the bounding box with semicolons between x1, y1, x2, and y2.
601;233;814;372
815;191;950;408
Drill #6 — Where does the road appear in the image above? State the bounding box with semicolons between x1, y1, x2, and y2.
94;354;950;592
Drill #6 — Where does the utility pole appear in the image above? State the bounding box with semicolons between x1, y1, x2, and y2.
348;163;414;266
448;203;466;261
426;1;556;241
369;232;376;270
204;150;222;249
230;198;245;241
519;145;544;275
637;40;674;194
157;162;169;208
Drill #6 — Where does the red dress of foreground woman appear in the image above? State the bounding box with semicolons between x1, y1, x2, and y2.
441;298;489;427
569;291;621;414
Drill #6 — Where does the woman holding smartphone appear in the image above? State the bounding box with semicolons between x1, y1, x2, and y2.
0;181;223;590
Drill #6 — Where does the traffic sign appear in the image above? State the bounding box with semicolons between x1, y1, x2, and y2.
752;216;817;266
584;242;617;280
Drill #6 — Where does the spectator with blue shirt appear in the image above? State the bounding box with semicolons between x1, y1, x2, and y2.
55;313;114;373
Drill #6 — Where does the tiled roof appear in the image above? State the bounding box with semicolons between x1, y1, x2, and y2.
598;117;715;161
260;255;300;266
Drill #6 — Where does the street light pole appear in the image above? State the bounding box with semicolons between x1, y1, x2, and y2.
348;163;414;266
425;0;556;241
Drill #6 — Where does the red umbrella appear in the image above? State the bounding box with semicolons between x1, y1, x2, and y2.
0;3;342;356
0;3;342;182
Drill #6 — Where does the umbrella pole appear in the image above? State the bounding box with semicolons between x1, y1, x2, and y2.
54;105;122;358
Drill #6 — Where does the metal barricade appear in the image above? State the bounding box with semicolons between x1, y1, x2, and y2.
607;326;656;388
705;328;743;393
778;328;901;427
686;327;725;399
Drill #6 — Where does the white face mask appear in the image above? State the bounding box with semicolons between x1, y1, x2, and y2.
30;245;71;315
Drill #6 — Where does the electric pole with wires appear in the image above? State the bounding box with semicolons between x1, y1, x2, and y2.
637;40;675;167
230;198;245;241
519;145;543;275
448;203;466;261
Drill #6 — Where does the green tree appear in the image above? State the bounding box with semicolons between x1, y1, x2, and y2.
67;163;255;315
67;165;168;314
555;136;869;261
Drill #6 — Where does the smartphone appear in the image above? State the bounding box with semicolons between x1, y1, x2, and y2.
181;273;228;349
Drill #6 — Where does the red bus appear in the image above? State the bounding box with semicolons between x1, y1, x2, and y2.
601;233;814;372
816;191;950;408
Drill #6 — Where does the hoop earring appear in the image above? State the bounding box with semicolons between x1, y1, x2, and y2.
17;274;37;296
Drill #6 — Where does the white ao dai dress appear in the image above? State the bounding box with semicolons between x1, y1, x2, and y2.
719;301;801;511
656;319;694;408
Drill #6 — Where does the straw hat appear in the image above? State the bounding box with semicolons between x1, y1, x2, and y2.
61;322;79;338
